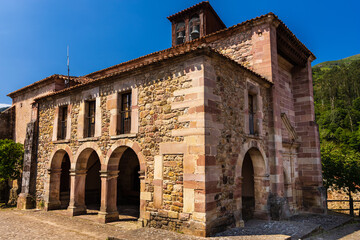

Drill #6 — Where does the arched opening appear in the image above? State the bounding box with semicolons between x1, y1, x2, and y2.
85;151;101;210
189;14;200;40
59;154;71;208
47;149;72;210
242;152;255;221
176;21;185;45
238;146;267;221
117;148;140;218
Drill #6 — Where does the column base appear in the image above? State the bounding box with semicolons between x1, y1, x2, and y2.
67;205;87;216
98;211;119;223
17;193;35;210
44;201;62;211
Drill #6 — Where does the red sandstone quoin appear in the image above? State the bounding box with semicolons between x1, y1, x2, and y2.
2;1;325;237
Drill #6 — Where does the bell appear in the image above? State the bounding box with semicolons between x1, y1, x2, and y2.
176;31;185;44
190;25;200;39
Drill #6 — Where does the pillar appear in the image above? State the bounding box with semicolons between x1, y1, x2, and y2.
98;170;119;223
68;169;87;216
45;168;62;210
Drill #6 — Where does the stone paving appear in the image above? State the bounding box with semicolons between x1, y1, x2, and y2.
0;208;358;240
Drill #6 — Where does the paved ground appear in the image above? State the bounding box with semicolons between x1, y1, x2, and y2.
0;208;289;240
0;208;358;240
305;222;360;240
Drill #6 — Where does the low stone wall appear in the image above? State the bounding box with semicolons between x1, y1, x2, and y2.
327;188;360;216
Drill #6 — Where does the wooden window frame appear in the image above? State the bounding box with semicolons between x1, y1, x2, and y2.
117;92;132;135
58;105;68;140
85;100;96;138
248;94;256;135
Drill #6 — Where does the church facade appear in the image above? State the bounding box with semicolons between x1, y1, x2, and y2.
11;2;324;237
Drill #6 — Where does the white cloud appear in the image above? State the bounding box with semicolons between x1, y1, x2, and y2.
0;103;11;108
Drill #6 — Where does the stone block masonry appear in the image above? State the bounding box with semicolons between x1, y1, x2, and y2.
14;2;324;237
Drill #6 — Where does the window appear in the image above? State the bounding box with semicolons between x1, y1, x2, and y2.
175;21;185;45
189;14;200;40
118;92;132;135
248;94;255;135
85;100;96;137
58;106;68;140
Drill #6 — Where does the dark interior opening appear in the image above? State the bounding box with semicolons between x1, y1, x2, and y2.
85;151;101;210
60;154;70;208
117;148;140;218
242;152;255;221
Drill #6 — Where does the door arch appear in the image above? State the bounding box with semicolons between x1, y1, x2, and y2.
238;146;268;220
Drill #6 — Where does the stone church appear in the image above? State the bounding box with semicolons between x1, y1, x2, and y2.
4;2;325;236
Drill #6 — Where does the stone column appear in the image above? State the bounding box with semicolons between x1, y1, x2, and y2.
68;169;87;216
98;170;119;223
44;168;62;210
138;170;146;226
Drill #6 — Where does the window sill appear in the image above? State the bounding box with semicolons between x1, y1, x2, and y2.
53;139;70;144
110;133;137;140
78;137;99;142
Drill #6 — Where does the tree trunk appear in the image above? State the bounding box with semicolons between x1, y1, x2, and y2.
349;191;354;217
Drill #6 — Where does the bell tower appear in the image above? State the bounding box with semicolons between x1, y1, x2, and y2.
167;1;226;46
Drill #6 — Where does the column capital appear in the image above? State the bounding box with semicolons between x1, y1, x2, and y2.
69;169;87;176
138;170;145;179
99;170;119;179
254;175;269;181
47;168;62;174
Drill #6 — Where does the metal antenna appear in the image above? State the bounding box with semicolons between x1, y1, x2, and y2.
66;45;70;88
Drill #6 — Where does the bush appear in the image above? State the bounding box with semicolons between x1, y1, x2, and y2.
0;139;23;184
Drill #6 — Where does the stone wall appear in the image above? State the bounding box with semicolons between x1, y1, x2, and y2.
327;188;360;216
203;56;272;234
35;53;209;235
0;106;15;140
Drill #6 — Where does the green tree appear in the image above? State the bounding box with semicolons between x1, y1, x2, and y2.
0;139;23;184
321;142;360;216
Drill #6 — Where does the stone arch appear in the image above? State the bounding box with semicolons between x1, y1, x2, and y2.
98;139;145;222
235;141;268;178
48;145;73;170
67;142;104;215
105;139;145;172
235;141;269;220
45;145;73;210
74;142;104;170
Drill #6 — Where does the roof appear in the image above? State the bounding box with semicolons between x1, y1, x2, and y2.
34;46;272;102
7;74;81;98
167;1;226;28
11;7;315;99
85;12;315;79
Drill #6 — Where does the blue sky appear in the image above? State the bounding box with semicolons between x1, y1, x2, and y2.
0;0;359;104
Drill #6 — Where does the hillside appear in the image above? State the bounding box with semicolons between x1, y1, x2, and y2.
313;54;360;152
313;53;360;69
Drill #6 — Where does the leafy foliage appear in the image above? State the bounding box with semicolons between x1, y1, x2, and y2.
314;57;360;215
321;142;360;193
314;60;360;151
0;139;23;184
